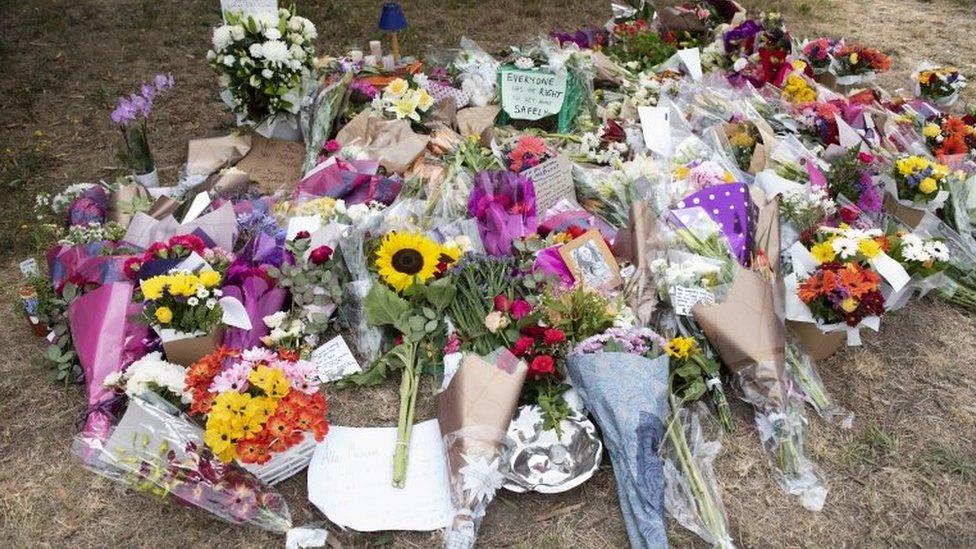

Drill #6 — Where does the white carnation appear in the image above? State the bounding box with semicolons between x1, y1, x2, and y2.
265;27;282;40
249;42;264;59
261;68;273;79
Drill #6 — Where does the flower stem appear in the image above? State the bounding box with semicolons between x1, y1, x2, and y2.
392;342;420;488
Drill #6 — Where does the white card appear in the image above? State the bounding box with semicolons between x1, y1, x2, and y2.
307;420;453;531
220;0;277;21
638;106;672;157
286;215;323;240
311;335;361;382
19;258;39;278
521;154;576;214
440;352;463;390
671;285;715;316
181;191;212;224
676;48;703;80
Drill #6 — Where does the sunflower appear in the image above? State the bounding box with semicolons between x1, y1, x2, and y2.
375;232;444;292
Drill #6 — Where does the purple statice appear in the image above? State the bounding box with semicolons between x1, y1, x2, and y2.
571;328;667;358
350;79;379;101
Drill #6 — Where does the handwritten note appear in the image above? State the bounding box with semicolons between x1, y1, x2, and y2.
500;68;567;121
310;335;361;382
307;420;453;531
234;135;306;193
672;285;715;316
521;154;576;214
220;0;277;21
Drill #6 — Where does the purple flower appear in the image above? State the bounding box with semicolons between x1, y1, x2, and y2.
350;79;378;100
140;83;157;102
723;19;763;53
154;73;175;92
111;98;137;125
857;185;883;212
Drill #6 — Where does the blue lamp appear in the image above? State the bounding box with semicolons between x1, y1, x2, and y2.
378;2;408;64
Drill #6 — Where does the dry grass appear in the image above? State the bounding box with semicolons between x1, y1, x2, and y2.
2;0;976;547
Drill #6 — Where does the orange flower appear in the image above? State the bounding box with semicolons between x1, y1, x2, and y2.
237;437;272;464
937;135;969;157
943;117;972;137
798;273;827;303
839;264;880;298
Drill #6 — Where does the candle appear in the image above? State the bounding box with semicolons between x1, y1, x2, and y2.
382;54;395;71
369;40;382;59
349;49;363;63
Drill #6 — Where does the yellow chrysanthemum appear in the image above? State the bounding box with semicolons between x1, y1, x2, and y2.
199;270;222;288
375;232;444;293
665;336;698;360
810;242;836;264
922;123;941;138
140;276;167;300
857;238;882;259
154;306;173;324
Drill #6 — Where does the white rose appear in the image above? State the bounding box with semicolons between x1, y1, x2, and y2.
265;28;282;40
212;25;233;50
290;32;304;45
288;17;303;31
514;56;534;70
223;55;235;66
263;311;288;329
261;68;273;78
218;74;231;87
484;311;509;334
229;25;245;41
249;43;264;59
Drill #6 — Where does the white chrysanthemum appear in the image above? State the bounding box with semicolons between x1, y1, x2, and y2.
123;352;186;398
261;40;290;64
249;42;264;59
831;237;859;259
261;68;273;79
212;25;233;50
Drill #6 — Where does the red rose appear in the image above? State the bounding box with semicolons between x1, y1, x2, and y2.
295;230;311;240
566;225;586;239
542;328;566;346
493;294;510;313
309;245;333;265
839;205;859;224
510;299;532;319
528;355;556;378
857;151;874;164
512;336;535;357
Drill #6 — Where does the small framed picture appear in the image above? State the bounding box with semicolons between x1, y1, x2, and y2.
559;229;622;289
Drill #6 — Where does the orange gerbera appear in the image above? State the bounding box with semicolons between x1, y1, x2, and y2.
943;116;973;137
937;135;969;157
237;437;272;465
840;264;880;298
798;273;827;303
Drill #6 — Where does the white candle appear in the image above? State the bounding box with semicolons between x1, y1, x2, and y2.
369;40;382;59
382;54;395;71
349;49;363;63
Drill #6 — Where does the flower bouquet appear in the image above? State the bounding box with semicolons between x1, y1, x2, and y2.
124;234;233;281
823;148;884;215
913;62;967;107
370;75;437;125
574;155;668;227
137;269;244;365
207;8;317;139
829;44;891;88
467;169;538;256
801;37;842;75
888;154;951;210
111;74;174;186
918;113;976;162
349;230;461;486
184;346;328;473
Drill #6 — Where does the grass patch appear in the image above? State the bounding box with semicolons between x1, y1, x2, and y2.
926;446;976;479
846;424;899;466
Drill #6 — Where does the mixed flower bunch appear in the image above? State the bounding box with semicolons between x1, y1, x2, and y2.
916;66;967;103
607;18;677;72
573;119;630;165
805;225;888;266
892;154;950;204
797;260;884;327
887;232;951;277
663;335;733;432
920;114;976;159
110;74;175;176
831;44;891;76
103;351;186;403
371;75;436;122
779;184;837;235
138;270;225;333
824;148;883;213
725;120;762;170
207;8;317;121
801;37;841;72
124;234;233;279
780;70;817;105
186;346;328;464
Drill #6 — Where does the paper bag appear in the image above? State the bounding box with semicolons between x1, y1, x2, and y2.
162;329;225;367
235;134;307;193
787;320;845;361
186;133;252;176
335;110;430;174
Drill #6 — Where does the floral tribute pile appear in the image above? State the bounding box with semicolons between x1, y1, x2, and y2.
20;1;976;546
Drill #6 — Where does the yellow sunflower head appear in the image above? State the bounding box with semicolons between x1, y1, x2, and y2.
375;232;444;293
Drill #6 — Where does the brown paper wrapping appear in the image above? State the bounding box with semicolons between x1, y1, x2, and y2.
437;352;526;442
234;135;307;193
613;202;663;328
787;320;845;361
146;196;180;220
431;97;458;129
693;269;787;410
718;119;777;175
186;134;252;176
161;329;224;367
335;110;430;174
883;191;926;229
107;181;152;228
456;106;500;140
200;167;251;198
